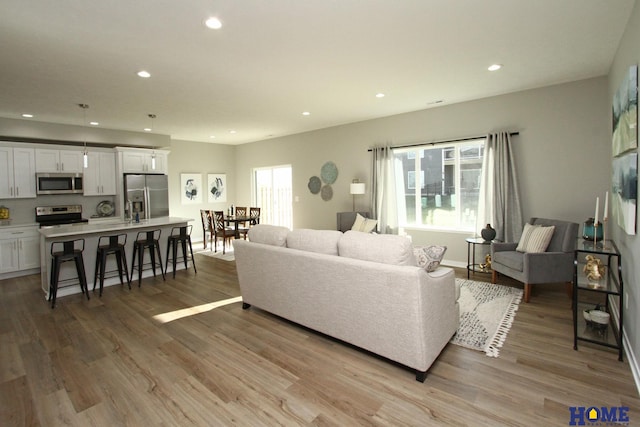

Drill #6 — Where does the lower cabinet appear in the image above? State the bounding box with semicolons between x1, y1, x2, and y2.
0;226;40;274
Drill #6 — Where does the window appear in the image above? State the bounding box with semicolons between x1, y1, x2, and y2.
393;139;484;230
253;165;293;228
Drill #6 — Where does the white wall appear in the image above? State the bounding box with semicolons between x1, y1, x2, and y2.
608;0;640;388
235;77;611;265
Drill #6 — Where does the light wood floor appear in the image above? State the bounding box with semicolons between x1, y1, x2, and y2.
1;254;638;426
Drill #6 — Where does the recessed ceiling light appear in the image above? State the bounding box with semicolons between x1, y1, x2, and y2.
376;93;385;98
90;121;99;126
302;111;310;116
209;135;216;139
488;64;502;71
144;127;152;132
229;130;236;134
205;17;222;29
137;70;151;78
21;113;33;118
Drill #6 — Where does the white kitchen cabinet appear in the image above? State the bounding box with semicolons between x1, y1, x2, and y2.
36;148;83;172
121;150;167;174
84;151;117;195
0;226;40;273
0;146;36;199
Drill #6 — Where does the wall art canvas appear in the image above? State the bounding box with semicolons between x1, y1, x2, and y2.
181;173;202;204
612;65;638;157
208;173;227;203
612;65;638;235
612;152;637;235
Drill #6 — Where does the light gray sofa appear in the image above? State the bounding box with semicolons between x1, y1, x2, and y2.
233;225;459;382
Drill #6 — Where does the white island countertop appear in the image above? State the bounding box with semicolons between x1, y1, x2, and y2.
38;217;194;239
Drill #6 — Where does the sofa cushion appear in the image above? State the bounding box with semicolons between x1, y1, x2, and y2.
286;229;342;255
351;213;378;233
338;230;416;266
516;223;555;253
413;245;447;272
247;224;289;247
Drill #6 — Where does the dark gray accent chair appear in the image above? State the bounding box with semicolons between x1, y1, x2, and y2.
336;211;372;233
491;217;579;303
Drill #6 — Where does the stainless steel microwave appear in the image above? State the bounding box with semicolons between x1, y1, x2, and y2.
36;173;84;195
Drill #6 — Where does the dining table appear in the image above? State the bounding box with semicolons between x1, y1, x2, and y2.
225;215;252;238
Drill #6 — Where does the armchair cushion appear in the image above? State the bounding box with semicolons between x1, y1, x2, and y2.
352;213;378;233
516;223;555;253
493;251;523;272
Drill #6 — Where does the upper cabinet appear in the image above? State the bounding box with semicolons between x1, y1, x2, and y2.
35;148;83;173
84;151;117;196
118;148;168;174
0;146;36;199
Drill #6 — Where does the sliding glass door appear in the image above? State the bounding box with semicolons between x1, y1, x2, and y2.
253;165;293;228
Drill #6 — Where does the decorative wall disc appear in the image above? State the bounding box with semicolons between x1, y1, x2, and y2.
320;161;338;184
320;184;333;201
308;176;321;194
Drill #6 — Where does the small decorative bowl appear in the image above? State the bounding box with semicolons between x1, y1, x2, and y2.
589;310;610;325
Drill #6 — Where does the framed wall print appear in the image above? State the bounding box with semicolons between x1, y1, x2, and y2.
208;173;227;203
181;173;202;204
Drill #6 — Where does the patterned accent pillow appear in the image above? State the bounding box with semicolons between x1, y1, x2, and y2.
413;245;447;272
516;223;555;253
351;213;378;233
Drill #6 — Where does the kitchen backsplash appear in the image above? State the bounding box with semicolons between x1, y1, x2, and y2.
0;194;117;225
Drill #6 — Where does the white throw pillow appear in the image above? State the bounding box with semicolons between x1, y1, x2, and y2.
516;223;555;253
413;245;447;272
351;213;377;233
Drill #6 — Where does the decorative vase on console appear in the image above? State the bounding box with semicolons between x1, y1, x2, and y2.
481;224;496;242
582;218;603;241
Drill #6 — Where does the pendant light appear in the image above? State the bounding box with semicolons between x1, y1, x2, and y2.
78;103;89;168
148;114;157;170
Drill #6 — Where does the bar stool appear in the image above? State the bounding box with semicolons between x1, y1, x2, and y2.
130;229;165;286
165;225;197;278
93;233;131;297
49;239;89;308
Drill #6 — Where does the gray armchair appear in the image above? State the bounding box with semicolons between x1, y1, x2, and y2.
491;217;578;303
336;211;372;232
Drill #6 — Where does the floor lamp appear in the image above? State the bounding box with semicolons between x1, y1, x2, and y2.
350;180;365;211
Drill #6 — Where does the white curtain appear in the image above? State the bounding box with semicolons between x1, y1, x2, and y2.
477;132;523;242
370;145;399;234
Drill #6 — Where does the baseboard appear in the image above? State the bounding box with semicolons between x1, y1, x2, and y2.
609;298;640;395
441;260;466;269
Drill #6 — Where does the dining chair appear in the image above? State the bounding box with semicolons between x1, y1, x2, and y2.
249;207;261;226
200;209;213;249
234;207;249;240
212;211;236;254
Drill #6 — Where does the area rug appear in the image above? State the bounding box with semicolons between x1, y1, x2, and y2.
196;247;235;261
450;279;523;357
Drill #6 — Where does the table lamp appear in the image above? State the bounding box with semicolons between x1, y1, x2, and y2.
350;179;365;211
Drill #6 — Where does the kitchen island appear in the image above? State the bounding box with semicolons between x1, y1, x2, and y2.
39;217;194;300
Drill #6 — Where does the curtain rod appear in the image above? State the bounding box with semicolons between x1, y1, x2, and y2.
367;131;519;151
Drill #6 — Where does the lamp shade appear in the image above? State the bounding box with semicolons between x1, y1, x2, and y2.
350;182;365;195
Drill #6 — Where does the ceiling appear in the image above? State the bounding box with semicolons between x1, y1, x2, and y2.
0;0;635;145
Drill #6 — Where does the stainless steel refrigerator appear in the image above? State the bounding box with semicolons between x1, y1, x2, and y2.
124;174;169;220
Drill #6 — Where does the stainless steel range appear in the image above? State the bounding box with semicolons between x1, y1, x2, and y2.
35;205;89;228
